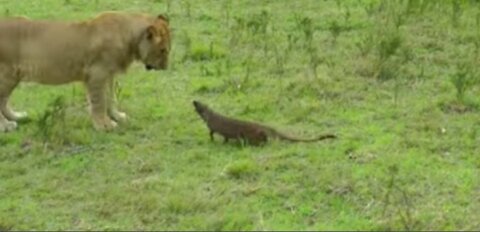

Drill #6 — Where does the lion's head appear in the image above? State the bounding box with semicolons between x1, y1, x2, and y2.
138;14;170;71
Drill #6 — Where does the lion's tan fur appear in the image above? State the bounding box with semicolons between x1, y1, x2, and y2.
0;12;170;131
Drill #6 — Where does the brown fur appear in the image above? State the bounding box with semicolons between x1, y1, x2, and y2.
0;12;171;132
193;100;337;146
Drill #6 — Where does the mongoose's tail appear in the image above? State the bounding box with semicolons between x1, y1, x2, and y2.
264;126;337;142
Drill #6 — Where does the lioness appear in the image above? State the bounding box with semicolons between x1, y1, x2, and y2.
0;12;170;132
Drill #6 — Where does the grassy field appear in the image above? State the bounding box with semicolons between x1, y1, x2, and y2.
1;0;480;230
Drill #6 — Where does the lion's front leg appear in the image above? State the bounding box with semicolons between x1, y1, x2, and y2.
107;77;127;123
85;72;117;131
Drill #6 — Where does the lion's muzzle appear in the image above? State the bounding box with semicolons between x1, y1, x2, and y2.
145;64;154;70
145;63;167;71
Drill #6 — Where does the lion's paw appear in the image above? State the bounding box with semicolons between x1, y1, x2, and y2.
109;110;128;123
6;111;28;121
93;118;118;131
0;120;17;132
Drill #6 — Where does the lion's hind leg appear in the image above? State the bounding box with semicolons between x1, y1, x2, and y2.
0;114;17;132
0;73;22;132
2;98;28;122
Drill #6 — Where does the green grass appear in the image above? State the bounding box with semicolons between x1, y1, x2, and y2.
1;0;480;230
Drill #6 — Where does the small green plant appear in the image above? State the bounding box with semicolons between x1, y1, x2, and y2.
247;10;271;56
308;46;322;79
182;0;191;19
180;31;192;62
286;32;300;51
450;63;478;102
418;0;439;14
229;17;245;47
293;14;323;78
220;58;253;93
356;33;375;56
272;43;287;75
188;42;226;61
200;64;214;76
224;159;259;179
294;15;314;49
363;1;379;18
0;220;13;231
114;79;123;106
36;96;68;145
222;1;231;28
378;31;403;63
246;10;269;35
165;0;172;13
380;165;418;230
366;0;407;80
165;195;192;214
406;0;419;15
228;11;270;54
328;20;342;45
474;12;480;58
242;57;252;85
344;5;351;23
451;0;463;27
373;30;404;80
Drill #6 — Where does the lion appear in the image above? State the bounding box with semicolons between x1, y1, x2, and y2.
0;11;170;132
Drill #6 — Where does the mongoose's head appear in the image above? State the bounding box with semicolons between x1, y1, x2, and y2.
193;100;209;118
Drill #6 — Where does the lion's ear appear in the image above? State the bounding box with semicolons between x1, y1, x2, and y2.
157;14;169;23
146;25;162;43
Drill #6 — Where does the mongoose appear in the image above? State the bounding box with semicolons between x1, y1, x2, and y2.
193;100;337;146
